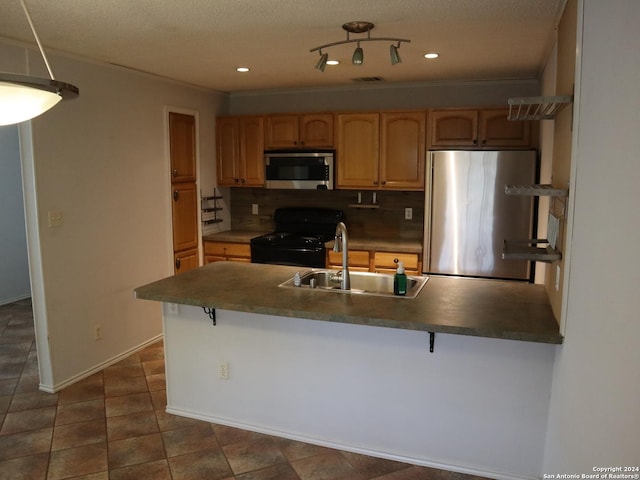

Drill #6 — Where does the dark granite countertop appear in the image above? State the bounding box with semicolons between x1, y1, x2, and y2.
135;262;562;345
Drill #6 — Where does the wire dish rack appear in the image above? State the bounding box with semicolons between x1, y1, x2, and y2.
507;95;573;120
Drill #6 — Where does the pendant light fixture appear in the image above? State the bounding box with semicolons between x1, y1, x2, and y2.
0;0;79;126
310;21;410;69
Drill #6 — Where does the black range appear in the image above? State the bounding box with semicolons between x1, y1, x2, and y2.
250;207;344;268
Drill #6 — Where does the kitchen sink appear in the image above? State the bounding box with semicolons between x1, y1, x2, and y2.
279;269;428;298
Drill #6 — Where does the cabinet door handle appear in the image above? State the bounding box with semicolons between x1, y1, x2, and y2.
173;190;179;201
172;169;178;177
373;180;379;185
473;138;478;144
175;257;181;270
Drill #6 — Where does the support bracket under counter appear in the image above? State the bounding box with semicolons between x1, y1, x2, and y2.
203;307;216;325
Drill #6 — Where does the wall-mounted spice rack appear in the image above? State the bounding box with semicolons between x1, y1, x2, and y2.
201;189;223;225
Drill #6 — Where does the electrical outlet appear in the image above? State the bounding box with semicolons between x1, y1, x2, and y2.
167;303;179;315
48;210;64;228
94;324;103;340
404;207;413;220
217;361;229;380
252;204;259;215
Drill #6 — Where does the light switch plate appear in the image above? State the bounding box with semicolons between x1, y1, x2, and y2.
48;211;63;228
252;204;259;215
404;207;413;220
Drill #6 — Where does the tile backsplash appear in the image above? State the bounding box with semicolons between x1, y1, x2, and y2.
230;188;424;240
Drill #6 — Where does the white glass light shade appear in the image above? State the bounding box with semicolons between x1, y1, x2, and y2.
0;74;78;126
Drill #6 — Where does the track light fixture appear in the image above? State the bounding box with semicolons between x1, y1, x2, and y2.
310;21;410;69
0;0;79;126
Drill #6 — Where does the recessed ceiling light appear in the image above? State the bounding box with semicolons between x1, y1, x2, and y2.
236;67;250;72
424;53;439;59
326;60;339;66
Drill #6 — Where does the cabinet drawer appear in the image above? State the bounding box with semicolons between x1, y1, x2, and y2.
373;252;419;270
327;249;370;267
203;241;251;258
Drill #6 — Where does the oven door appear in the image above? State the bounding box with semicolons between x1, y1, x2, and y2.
251;244;326;268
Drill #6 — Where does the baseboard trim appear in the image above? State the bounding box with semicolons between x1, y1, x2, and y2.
39;334;163;393
165;405;538;480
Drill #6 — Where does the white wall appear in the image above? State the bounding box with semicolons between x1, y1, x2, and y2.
165;306;555;480
543;0;640;471
0;125;31;304
0;39;227;389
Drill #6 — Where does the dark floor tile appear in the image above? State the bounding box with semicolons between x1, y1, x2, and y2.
291;451;365;480
56;398;105;426
106;410;159;441
274;438;335;462
0;379;17;396
223;437;288;475
21;351;39;376
145;373;166;391
155;408;207;432
103;363;144;379
8;390;58;412
57;373;104;405
0;395;10;414
150;388;167;411
105;392;153;418
52;418;106;450
0;405;56;435
108;459;172;480
47;443;108;480
0;355;26;380
0;427;53;460
341;452;410;478
212;423;272;446
168;448;234;480
139;344;164;362
14;373;40;393
0;452;49;480
237;462;302;480
162;423;220;458
104;375;148;397
111;353;141;367
108;432;166;469
0;342;31;356
142;359;165;376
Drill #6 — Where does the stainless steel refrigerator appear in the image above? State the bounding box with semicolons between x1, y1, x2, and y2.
424;150;537;280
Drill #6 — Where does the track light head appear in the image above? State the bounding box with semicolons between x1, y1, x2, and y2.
315;51;329;72
352;42;364;65
390;43;402;65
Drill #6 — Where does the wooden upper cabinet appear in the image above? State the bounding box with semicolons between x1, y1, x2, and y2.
265;113;333;148
380;112;426;190
239;116;265;186
216;116;264;187
430;110;479;148
169;112;196;182
479;108;531;147
430;108;532;149
336;113;379;189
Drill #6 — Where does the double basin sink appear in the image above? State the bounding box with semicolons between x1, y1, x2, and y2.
279;269;428;299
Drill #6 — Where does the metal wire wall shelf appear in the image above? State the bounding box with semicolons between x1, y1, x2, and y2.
201;189;223;225
507;95;573;121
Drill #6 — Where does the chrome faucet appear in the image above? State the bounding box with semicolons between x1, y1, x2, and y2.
333;222;350;290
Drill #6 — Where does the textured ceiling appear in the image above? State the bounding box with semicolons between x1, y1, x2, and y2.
0;0;565;93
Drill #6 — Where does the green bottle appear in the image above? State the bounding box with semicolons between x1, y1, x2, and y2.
394;261;407;296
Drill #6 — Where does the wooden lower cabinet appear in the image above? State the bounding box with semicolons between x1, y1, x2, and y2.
327;249;371;272
204;241;251;264
174;248;199;274
327;249;421;275
373;252;420;275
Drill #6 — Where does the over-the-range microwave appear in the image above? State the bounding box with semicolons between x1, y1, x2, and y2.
264;150;334;190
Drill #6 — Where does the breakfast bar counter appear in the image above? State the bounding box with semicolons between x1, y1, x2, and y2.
134;261;562;344
134;261;561;477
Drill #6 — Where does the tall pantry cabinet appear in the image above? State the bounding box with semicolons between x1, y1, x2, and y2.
169;112;199;274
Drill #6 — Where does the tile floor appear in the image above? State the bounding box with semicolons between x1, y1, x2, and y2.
0;298;489;480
